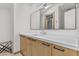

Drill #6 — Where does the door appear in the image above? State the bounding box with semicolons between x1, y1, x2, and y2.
77;52;79;56
20;35;31;56
31;39;39;56
52;45;66;56
38;41;51;56
52;44;77;56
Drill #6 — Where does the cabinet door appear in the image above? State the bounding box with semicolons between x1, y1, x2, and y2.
52;45;66;56
31;39;39;56
38;41;51;56
52;45;77;56
20;36;31;56
77;52;79;56
20;36;26;55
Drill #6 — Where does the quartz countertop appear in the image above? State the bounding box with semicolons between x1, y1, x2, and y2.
20;32;79;51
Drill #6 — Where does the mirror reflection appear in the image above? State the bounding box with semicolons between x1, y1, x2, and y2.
30;3;76;30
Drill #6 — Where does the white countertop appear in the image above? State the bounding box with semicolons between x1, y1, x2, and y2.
20;32;79;51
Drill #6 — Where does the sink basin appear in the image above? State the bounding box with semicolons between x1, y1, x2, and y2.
32;33;44;36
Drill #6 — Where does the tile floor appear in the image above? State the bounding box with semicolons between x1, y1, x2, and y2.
0;52;22;56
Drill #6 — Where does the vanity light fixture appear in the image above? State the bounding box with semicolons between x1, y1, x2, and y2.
44;5;50;9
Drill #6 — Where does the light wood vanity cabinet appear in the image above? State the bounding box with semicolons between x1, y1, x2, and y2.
20;36;26;55
52;44;77;56
31;40;51;56
38;41;51;56
31;39;40;56
20;35;78;56
20;35;51;56
77;52;79;56
20;35;31;56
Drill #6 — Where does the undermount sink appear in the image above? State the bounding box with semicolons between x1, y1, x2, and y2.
32;32;47;36
32;33;44;36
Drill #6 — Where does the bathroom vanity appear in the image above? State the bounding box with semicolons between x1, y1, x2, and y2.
20;33;79;56
20;3;79;56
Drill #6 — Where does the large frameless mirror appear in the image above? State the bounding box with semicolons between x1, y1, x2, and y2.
30;3;77;30
30;10;41;30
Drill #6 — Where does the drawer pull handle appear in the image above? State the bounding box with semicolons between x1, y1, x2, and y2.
54;46;64;52
31;39;36;41
20;35;26;38
42;43;50;46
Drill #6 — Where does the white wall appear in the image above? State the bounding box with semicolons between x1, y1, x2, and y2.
76;6;79;47
13;4;31;52
0;4;13;42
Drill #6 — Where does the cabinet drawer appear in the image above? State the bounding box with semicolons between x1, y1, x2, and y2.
52;44;77;56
